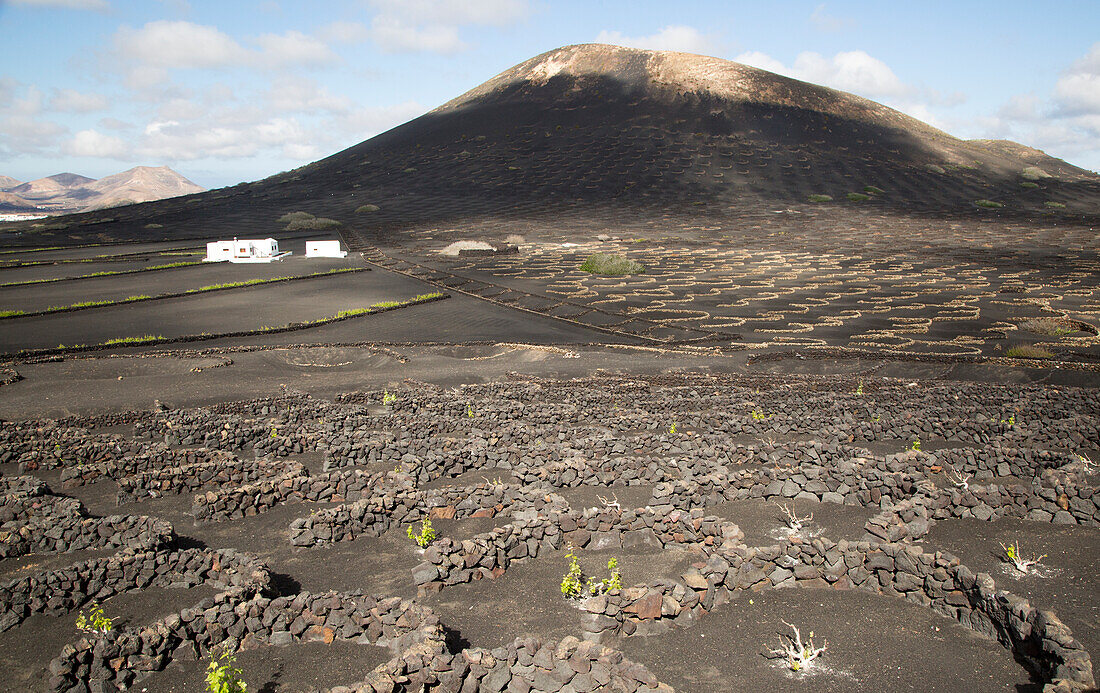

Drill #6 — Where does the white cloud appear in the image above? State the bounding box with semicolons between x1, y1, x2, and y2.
1053;43;1100;115
998;94;1041;122
135;116;318;160
732;50;787;75
64;129;129;157
793;51;909;97
9;0;110;10
369;17;466;53
319;20;371;44
253;31;337;67
335;100;426;138
367;0;528;26
0;116;66;154
112;21;338;73
809;4;850;32
736;49;910;99
123;66;170;91
931;44;1100;172
98;117;132;131
0;81;66;155
595;25;716;54
114;21;250;69
50;88;109;113
266;77;351;114
365;0;529;53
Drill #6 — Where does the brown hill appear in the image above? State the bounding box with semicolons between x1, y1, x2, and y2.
10;173;95;200
5;43;1098;242
0;175;21;192
1;167;203;213
0;191;37;211
82;166;204;210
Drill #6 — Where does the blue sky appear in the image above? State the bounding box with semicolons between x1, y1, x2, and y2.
1;0;1098;189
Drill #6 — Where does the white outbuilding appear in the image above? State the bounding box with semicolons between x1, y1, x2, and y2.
305;240;348;258
204;238;291;263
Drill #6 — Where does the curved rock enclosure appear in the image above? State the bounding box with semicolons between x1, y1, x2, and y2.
1;372;1096;692
2;42;1100;693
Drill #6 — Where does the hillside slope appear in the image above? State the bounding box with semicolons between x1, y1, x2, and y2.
4;43;1098;242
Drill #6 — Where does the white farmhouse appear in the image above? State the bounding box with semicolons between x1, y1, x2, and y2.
305;240;348;258
204;238;291;263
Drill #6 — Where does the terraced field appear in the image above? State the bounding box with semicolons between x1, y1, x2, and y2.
1;43;1099;693
0;373;1096;692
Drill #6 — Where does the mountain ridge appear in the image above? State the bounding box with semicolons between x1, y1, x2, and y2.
0;166;203;214
2;43;1097;244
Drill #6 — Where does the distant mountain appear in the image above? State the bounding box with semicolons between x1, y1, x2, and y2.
0;192;36;209
83;166;205;210
0;176;22;192
0;167;203;213
6;43;1099;242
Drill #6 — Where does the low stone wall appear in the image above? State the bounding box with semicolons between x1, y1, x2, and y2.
579;537;1094;690
654;450;1100;532
13;432;134;473
0;475;48;497
116;457;302;505
48;590;442;693
190;467;379;522
0;493;84;525
289;483;566;547
320;635;672;693
58;444;236;488
0;547;271;632
0;489;174;558
414;506;743;594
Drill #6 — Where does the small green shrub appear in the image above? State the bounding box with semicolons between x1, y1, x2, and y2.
102;334;164;345
277;211;313;224
1019;317;1075;336
846;193;870;202
206;647;248;693
382;390;397;406
286;216;342;231
335;308;369;319
1021;166;1051;181
999;539;1047;574
560;546;584;598
355;204;380;213
579;254;645;276
1019;181;1040;189
0;309;25;317
975;199;1003;209
144;223;164;229
76;601;113;634
587;557;622;595
807;194;832;203
863;185;885;194
407;518;436;548
1045;201;1066;208
1006;344;1054;359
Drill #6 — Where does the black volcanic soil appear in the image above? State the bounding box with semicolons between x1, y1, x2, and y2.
615;587;1033;693
923;517;1100;668
0;42;1098;693
0;586;218;693
1;369;1095;692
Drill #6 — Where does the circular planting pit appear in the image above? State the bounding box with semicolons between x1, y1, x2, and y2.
0;372;1095;692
